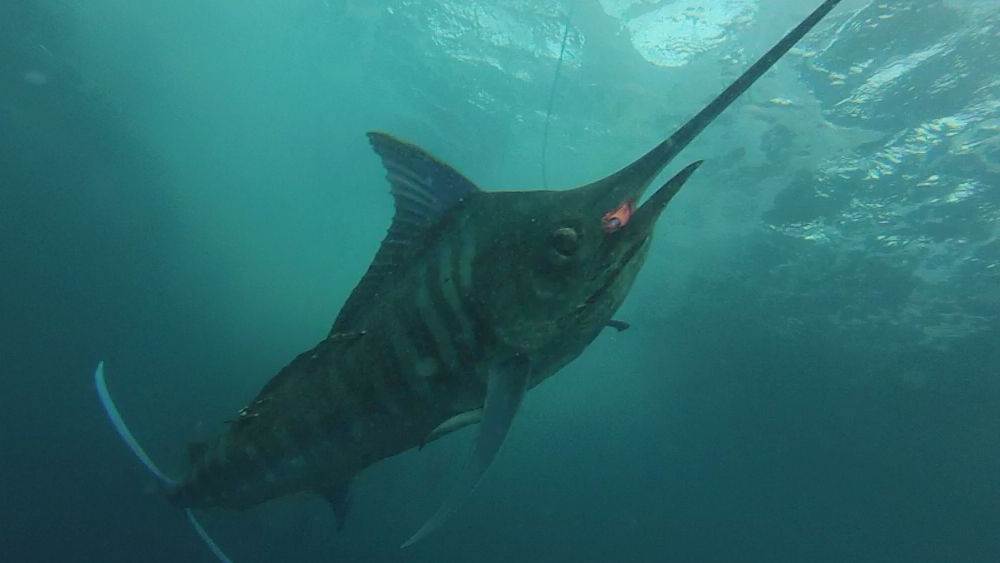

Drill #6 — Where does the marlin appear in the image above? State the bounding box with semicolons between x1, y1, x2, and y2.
95;1;845;559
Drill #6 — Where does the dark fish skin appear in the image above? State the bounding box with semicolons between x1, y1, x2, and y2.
167;0;846;515
171;221;494;509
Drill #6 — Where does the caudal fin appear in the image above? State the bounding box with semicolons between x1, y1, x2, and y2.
186;509;234;563
94;361;233;563
94;361;176;486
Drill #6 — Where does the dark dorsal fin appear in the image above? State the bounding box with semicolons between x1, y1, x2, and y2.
331;132;480;333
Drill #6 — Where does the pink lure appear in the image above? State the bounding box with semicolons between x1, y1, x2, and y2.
602;199;635;233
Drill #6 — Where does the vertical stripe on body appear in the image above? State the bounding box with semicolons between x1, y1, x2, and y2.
388;316;432;399
457;228;475;294
451;228;490;352
416;263;460;372
400;292;449;390
430;237;476;364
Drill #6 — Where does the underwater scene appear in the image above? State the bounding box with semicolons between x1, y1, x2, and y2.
2;0;998;561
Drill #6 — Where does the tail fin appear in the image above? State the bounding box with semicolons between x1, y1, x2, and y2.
94;361;176;486
94;361;233;563
186;509;234;563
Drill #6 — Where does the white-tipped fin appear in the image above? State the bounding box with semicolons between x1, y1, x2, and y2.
402;355;531;548
95;361;233;563
94;361;176;487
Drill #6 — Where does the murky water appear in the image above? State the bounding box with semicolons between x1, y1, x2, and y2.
2;1;997;561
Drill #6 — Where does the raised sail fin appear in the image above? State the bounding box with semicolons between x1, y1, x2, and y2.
402;355;531;548
94;362;233;563
332;133;480;332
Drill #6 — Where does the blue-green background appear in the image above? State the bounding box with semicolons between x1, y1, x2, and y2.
2;1;998;561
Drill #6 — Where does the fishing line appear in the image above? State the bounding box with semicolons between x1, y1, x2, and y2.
541;6;574;189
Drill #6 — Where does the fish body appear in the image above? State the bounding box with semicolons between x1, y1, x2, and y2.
97;0;848;551
169;137;655;511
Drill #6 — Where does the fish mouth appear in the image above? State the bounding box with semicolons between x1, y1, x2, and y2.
584;236;648;307
561;161;702;324
625;160;703;236
573;160;704;318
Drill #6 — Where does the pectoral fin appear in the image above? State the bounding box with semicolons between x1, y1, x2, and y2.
318;480;353;531
402;355;531;548
606;319;630;332
420;408;483;449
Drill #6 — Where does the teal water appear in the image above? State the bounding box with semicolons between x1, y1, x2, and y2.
2;1;998;561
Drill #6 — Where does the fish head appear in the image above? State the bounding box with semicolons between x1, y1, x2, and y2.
473;161;702;356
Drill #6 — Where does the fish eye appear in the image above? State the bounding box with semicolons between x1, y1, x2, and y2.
551;227;579;257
